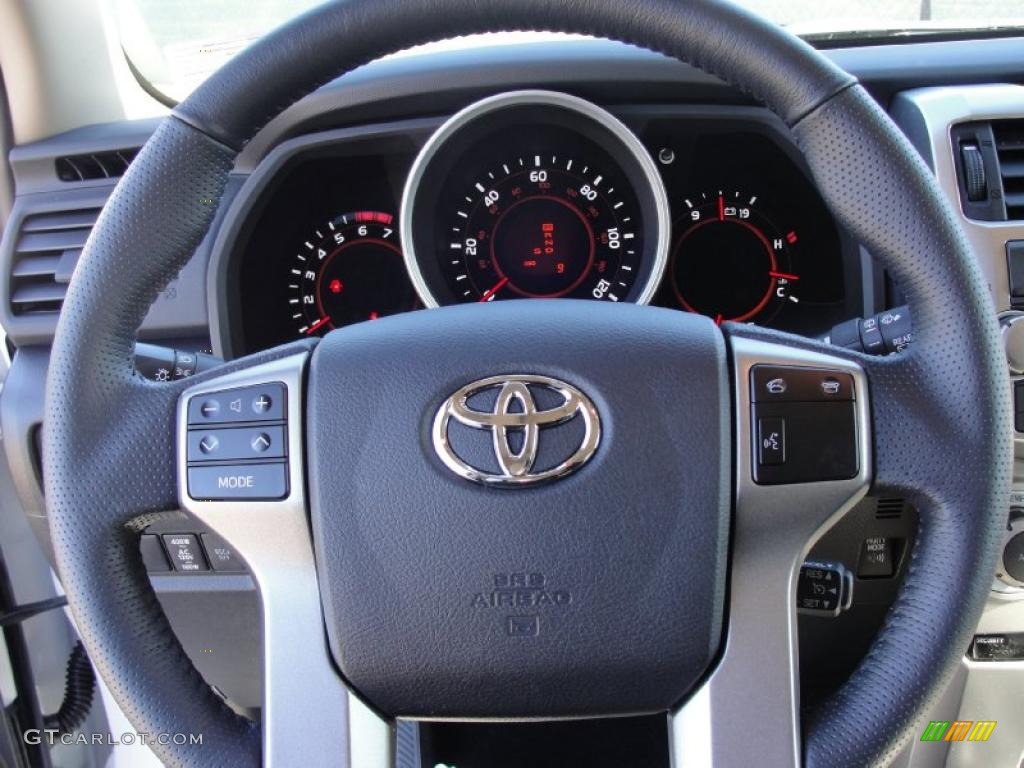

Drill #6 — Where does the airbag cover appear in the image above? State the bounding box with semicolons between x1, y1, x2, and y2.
307;300;729;717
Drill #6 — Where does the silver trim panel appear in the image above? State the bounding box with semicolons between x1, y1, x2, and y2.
176;354;391;768
890;85;1024;457
672;336;871;767
399;89;671;308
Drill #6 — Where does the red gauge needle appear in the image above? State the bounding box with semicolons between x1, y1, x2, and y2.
769;271;801;281
479;277;509;302
306;316;331;335
718;194;725;221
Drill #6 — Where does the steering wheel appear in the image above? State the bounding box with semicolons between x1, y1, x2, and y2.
42;0;1012;766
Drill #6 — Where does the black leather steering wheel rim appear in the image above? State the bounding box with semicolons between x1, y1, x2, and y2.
42;1;1011;766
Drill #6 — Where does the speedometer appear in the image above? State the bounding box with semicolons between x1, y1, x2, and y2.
443;158;641;302
401;91;669;306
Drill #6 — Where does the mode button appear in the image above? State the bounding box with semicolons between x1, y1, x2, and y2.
187;463;288;501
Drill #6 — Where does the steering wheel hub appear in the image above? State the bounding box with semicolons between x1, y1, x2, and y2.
307;301;730;716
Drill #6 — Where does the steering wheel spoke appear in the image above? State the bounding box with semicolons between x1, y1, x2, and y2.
671;327;872;767
176;349;391;767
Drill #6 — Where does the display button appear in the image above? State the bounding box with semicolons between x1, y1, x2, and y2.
162;534;208;572
757;417;785;466
187;383;286;425
857;536;897;578
186;425;286;463
187;462;288;500
201;533;246;573
751;366;854;402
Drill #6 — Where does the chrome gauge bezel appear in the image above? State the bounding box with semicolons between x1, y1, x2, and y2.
400;90;671;308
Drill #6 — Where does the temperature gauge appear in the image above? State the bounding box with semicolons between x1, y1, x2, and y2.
666;190;800;324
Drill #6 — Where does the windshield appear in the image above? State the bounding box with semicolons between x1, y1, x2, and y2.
115;0;1024;103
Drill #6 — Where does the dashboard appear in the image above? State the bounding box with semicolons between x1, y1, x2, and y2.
224;95;854;355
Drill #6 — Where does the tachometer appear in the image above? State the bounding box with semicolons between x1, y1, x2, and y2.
401;91;669;307
288;211;417;336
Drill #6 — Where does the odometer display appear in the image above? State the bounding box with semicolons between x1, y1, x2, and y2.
403;91;669;308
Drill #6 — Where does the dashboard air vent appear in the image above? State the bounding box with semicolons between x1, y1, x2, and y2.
874;498;906;520
54;148;138;182
993;119;1024;221
10;208;100;314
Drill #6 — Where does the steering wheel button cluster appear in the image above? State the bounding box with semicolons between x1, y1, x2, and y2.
751;365;858;485
186;383;286;425
185;381;290;500
751;366;854;402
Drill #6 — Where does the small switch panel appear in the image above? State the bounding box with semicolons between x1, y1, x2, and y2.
797;561;852;617
201;532;247;573
162;534;209;573
857;536;900;579
971;633;1024;662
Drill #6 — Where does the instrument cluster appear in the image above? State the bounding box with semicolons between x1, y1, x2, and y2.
231;93;851;354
